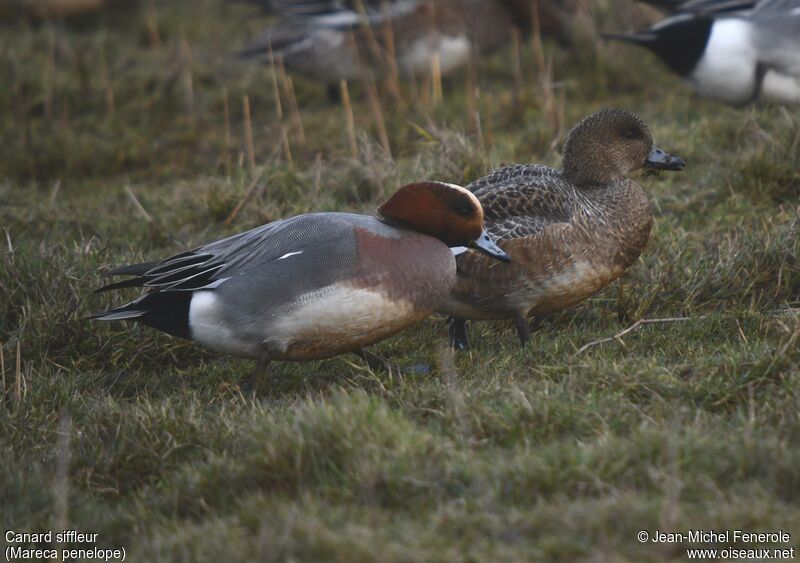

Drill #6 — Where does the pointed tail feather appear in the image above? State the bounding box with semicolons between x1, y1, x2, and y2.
89;291;193;339
94;277;148;293
89;307;146;321
104;260;162;277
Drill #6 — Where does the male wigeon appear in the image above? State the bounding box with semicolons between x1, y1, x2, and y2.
605;0;800;105
92;181;509;367
441;109;685;349
237;0;575;97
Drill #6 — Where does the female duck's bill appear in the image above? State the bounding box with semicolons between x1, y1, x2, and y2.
91;181;508;366
645;146;686;170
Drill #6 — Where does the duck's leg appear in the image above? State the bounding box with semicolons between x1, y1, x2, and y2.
240;353;272;394
326;82;342;104
514;313;531;346
744;62;767;106
448;317;470;351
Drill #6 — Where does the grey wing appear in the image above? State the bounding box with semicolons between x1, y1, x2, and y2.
467;164;574;241
101;213;363;292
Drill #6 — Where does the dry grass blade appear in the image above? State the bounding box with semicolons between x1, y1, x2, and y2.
14;340;23;403
1;343;5;400
340;80;358;158
365;72;391;157
573;317;703;356
123;185;153;223
242;95;256;171
431;53;442;104
222;86;232;175
53;414;72;535
284;75;306;146
224;171;265;227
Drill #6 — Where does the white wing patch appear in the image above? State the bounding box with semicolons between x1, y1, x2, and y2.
451;246;469;257
277;251;304;260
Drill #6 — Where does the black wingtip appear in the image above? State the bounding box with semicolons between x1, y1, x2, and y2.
103;260;161;278
94;277;148;294
87;308;146;322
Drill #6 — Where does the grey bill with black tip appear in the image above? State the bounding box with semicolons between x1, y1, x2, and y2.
646;146;686;171
469;229;511;262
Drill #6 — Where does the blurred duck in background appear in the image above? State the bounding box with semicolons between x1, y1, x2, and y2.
0;0;128;21
235;0;576;98
605;0;800;105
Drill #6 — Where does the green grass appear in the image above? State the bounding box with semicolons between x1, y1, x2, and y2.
1;1;800;561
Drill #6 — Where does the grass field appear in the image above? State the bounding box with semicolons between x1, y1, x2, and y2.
1;1;799;561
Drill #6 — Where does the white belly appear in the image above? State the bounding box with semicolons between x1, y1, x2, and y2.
690;19;758;104
188;283;423;360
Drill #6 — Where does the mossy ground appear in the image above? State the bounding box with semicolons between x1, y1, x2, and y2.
1;1;799;561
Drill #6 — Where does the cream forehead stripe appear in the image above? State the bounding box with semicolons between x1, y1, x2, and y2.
438;182;483;215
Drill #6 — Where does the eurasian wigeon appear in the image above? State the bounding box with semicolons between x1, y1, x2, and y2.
92;181;509;367
237;0;575;98
605;0;800;105
440;109;685;349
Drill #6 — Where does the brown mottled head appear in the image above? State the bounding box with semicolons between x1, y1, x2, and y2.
562;109;684;187
378;181;509;261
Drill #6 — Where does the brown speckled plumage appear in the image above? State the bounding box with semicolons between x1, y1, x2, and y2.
441;109;684;346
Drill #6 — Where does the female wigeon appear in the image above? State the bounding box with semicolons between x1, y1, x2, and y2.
441;109;685;349
92;181;509;366
238;0;575;99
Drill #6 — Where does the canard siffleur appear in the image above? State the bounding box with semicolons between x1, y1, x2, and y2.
441;109;685;349
92;181;509;372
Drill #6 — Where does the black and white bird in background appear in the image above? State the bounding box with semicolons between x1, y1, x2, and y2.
605;0;800;105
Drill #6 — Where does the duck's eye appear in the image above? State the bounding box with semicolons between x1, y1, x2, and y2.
622;127;640;140
453;203;474;217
